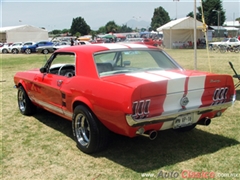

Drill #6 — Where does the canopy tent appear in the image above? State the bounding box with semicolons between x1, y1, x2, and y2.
0;25;49;43
157;17;205;49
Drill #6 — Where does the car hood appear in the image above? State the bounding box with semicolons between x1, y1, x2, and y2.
101;70;232;98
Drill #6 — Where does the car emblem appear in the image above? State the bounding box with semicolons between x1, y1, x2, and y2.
180;96;189;107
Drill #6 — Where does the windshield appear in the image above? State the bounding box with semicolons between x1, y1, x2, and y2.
222;38;228;42
94;49;181;77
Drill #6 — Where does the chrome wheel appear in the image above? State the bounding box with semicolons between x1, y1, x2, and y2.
17;86;36;115
43;49;49;54
74;113;90;147
72;105;110;153
18;88;26;112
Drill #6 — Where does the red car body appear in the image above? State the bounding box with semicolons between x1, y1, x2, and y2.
14;43;236;153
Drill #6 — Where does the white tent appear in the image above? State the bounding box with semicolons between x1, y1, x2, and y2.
0;25;49;43
157;17;205;49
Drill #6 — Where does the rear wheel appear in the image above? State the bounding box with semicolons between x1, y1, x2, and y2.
17;86;36;115
42;49;49;54
72;105;109;154
25;48;31;54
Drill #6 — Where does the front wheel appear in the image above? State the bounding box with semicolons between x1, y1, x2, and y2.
12;48;19;54
18;86;36;115
2;49;8;53
72;105;110;154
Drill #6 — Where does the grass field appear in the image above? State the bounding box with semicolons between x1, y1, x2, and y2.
1;49;240;180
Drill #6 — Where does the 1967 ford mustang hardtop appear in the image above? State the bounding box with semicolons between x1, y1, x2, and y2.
14;43;236;153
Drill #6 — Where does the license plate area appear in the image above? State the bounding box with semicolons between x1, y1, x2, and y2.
173;113;193;129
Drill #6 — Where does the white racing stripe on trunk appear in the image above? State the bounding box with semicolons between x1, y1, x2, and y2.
188;75;206;90
187;75;206;108
152;71;187;94
126;72;168;82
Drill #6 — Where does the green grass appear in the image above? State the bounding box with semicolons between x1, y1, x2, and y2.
1;50;240;180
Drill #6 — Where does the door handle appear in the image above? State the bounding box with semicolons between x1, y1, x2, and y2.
57;80;63;87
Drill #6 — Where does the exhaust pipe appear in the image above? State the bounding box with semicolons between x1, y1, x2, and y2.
197;118;211;126
136;128;158;140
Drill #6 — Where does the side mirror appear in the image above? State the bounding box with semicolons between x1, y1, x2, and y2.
40;67;47;73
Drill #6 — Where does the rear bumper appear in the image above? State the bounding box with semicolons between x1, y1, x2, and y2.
126;101;234;127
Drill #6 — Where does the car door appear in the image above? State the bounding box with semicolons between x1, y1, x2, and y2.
31;53;75;115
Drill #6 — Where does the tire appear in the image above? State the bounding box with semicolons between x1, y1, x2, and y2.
17;86;36;115
42;49;49;54
25;48;31;54
12;48;19;54
2;49;8;54
72;105;110;154
173;123;196;132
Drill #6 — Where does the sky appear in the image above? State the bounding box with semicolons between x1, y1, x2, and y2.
1;0;239;31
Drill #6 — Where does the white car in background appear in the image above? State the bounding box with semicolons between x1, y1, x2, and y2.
0;43;12;54
209;38;240;48
9;41;35;54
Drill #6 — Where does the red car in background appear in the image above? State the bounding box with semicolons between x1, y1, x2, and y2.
14;43;235;154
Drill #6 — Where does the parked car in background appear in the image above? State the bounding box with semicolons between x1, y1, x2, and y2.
36;41;71;54
124;37;162;47
8;41;35;54
209;38;240;49
21;41;54;54
0;43;13;53
8;42;23;54
14;43;236;154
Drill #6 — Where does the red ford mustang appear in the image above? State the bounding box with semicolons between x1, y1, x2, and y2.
14;43;236;153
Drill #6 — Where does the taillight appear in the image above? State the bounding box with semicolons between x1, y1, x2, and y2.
212;87;228;105
132;99;150;119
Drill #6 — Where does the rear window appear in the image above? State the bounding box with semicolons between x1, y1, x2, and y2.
94;50;181;77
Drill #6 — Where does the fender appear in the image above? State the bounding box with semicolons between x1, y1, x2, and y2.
72;96;94;112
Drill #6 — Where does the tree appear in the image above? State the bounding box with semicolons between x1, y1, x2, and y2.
105;21;118;33
70;17;91;36
62;29;70;34
97;26;106;34
118;24;132;33
150;6;170;31
186;0;226;26
186;12;194;18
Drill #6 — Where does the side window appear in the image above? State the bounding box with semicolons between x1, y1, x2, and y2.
49;53;76;77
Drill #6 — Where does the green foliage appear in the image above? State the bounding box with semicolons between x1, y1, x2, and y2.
186;12;194;18
118;24;133;33
61;29;70;34
97;26;106;34
51;29;62;35
105;21;118;33
70;16;91;36
150;6;170;31
186;0;226;26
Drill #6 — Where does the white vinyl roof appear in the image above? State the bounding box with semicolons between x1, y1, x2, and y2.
157;17;205;31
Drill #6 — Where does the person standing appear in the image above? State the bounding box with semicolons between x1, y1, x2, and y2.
70;38;74;46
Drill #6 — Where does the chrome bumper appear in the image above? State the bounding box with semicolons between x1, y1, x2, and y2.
126;101;234;127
